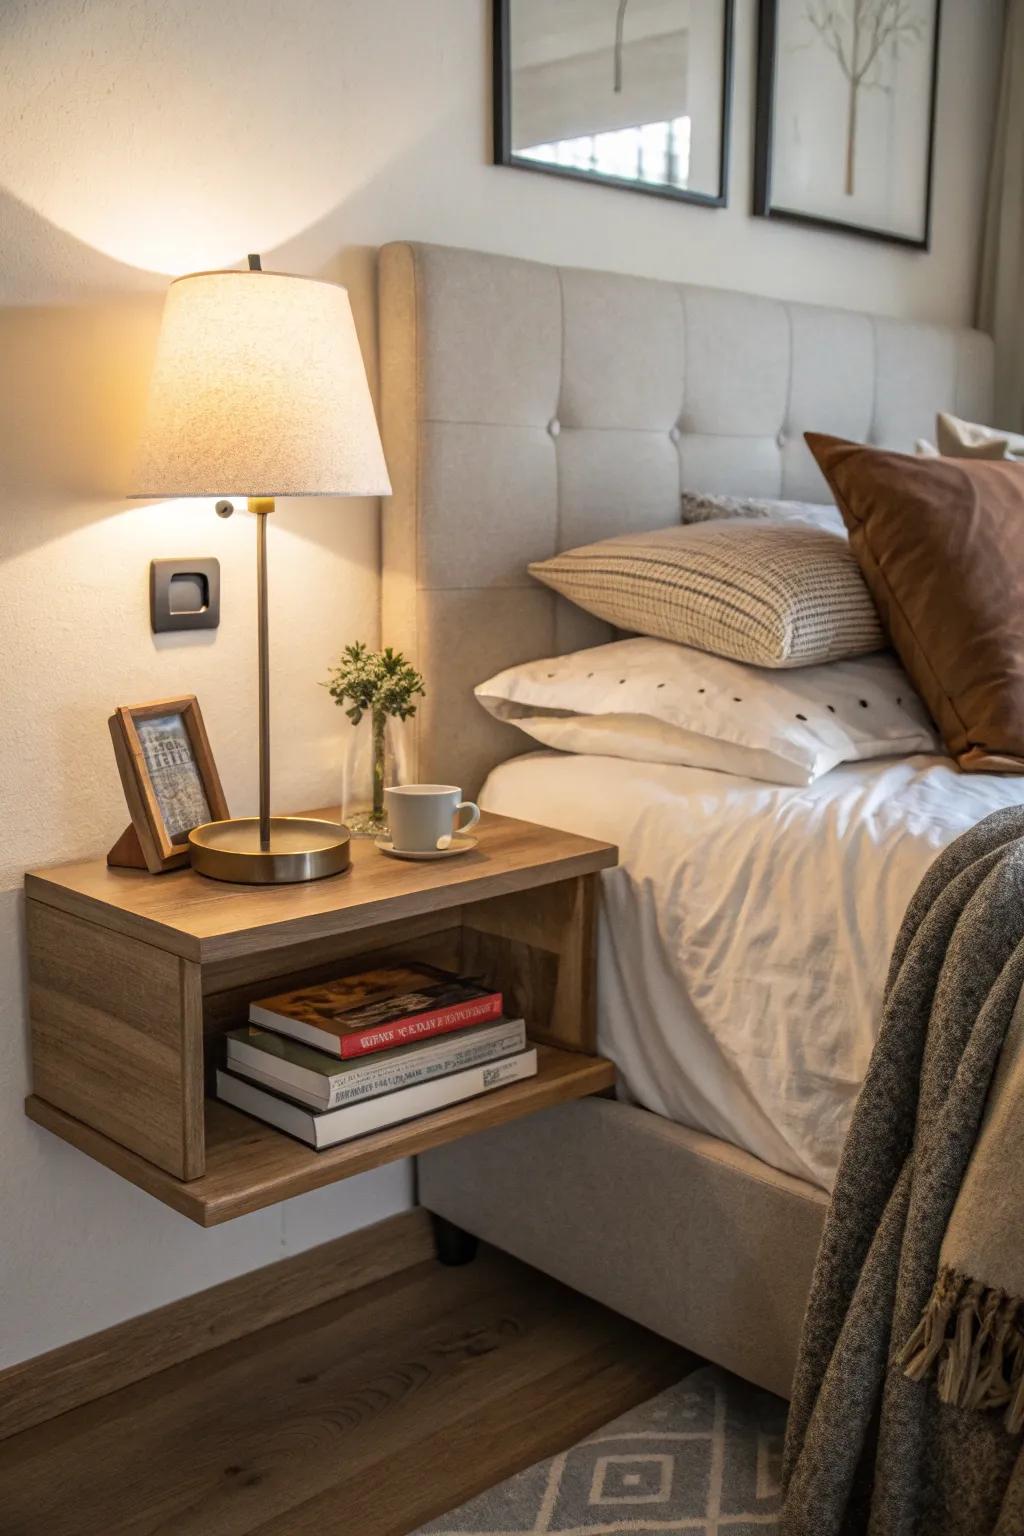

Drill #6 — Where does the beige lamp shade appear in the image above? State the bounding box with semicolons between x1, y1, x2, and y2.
131;269;391;497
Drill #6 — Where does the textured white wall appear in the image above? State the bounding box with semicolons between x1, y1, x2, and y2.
0;0;1001;1369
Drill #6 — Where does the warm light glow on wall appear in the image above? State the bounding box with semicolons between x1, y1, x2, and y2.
0;2;423;278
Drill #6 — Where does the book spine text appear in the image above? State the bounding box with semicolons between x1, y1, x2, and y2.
339;993;502;1058
327;1023;524;1106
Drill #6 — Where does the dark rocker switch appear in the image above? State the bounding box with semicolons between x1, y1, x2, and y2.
150;558;221;633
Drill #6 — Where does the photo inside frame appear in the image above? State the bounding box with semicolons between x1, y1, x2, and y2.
506;0;727;199
769;0;937;240
136;712;211;842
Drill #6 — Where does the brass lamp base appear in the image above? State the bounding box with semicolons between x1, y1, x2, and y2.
188;816;351;885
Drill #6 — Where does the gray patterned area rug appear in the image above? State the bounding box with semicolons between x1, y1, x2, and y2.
415;1364;786;1534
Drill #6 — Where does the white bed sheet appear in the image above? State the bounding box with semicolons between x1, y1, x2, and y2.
480;751;1024;1190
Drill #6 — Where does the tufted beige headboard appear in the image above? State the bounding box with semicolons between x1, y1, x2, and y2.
378;241;994;796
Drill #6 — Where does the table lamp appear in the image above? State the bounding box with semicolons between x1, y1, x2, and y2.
131;256;391;884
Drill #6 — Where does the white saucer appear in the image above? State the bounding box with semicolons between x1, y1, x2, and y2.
375;833;478;861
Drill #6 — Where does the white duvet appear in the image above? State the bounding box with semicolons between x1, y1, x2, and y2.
480;751;1024;1190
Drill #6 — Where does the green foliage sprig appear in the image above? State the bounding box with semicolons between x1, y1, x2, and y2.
324;642;425;726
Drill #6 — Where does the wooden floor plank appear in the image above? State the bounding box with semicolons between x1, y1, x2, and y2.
260;1330;692;1536
117;1266;586;1536
0;1257;516;1535
0;1210;435;1442
0;1247;697;1536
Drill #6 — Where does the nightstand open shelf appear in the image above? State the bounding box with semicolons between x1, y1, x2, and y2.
26;1046;613;1226
25;812;617;1225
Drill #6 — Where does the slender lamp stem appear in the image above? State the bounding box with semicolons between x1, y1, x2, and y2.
250;497;274;851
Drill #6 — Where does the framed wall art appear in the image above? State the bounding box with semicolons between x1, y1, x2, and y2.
493;0;734;208
754;0;942;248
107;696;228;873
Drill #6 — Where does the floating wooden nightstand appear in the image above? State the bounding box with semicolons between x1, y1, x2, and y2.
24;812;617;1226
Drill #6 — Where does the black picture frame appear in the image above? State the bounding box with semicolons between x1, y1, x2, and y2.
754;0;942;250
493;0;734;209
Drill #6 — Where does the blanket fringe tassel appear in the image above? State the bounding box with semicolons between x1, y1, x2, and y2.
900;1266;1024;1433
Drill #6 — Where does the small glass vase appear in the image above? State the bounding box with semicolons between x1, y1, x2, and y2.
341;710;407;838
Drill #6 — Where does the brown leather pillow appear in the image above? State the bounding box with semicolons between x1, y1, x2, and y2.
806;433;1024;773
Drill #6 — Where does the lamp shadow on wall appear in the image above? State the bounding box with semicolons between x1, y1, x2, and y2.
0;186;164;560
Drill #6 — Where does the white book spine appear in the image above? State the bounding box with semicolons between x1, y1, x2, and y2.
216;1048;538;1149
228;1019;527;1109
324;1021;525;1105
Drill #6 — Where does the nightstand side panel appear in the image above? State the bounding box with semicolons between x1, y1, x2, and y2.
27;900;204;1180
461;873;599;1052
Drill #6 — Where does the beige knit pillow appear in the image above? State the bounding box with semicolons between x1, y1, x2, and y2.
529;519;885;669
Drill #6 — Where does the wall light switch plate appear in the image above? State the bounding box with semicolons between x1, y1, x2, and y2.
150;558;221;633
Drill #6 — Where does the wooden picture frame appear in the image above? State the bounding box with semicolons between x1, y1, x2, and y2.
107;696;228;874
754;0;942;249
493;0;734;210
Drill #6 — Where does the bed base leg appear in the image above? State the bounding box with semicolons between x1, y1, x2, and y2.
430;1213;479;1266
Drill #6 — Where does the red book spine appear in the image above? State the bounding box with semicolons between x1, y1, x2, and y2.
338;993;504;1059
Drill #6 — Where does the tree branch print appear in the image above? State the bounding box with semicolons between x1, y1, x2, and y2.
805;0;924;194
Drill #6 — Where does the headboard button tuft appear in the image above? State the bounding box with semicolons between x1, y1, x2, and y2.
547;418;561;437
669;426;682;444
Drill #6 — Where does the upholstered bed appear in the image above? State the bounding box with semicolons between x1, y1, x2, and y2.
377;240;996;1398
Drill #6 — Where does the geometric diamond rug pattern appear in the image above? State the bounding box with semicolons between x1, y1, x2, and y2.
414;1364;787;1534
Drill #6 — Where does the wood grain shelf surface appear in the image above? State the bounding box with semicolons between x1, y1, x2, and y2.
26;1044;614;1226
25;811;617;963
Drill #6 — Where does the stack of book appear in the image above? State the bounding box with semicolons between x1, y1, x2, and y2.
215;963;536;1150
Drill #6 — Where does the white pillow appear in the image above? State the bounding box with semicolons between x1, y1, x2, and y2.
476;638;939;787
936;411;1024;460
916;414;1024;461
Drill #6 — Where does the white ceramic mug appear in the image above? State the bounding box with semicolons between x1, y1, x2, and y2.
385;784;481;852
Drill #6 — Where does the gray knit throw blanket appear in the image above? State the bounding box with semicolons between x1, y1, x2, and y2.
782;807;1024;1536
